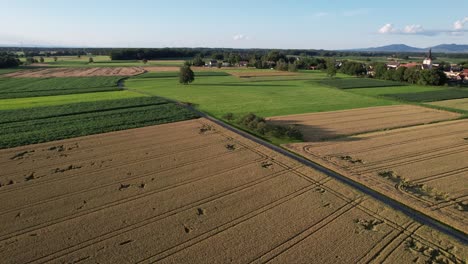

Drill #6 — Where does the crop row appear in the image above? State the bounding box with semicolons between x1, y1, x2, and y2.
0;98;198;148
0;76;122;99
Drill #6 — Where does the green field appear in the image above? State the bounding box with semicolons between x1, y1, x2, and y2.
319;77;406;89
125;74;398;118
0;91;143;110
348;85;468;102
0;96;198;149
0;76;122;99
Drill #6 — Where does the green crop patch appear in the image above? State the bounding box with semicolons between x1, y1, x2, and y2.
384;88;468;102
319;78;406;89
0;97;198;149
0;76;122;99
136;71;230;79
0;96;169;124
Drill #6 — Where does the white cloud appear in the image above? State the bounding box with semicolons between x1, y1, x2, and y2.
233;34;248;41
378;24;396;34
403;24;424;34
454;17;468;30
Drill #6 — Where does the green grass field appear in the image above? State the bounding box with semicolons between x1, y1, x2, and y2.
319;78;406;89
0;76;122;99
125;74;398;118
0;96;198;149
0;90;143;110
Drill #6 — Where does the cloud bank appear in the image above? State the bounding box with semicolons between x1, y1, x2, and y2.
378;17;468;36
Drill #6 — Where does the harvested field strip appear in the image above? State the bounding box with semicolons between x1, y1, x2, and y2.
4;67;145;78
0;119;466;263
267;105;460;141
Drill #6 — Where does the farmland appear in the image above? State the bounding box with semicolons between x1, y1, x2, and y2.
319;77;407;89
284;119;468;233
429;98;468;111
5;66;145;77
0;118;465;263
125;72;398;119
0;76;122;99
0;96;198;148
267;105;460;141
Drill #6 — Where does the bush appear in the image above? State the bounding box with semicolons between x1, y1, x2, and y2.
222;112;234;121
0;53;21;68
236;113;303;140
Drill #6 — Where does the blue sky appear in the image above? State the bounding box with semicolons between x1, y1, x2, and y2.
0;0;466;49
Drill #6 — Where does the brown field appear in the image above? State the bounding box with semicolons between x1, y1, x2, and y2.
228;70;299;78
267;105;461;141
4;67;145;78
428;98;468;111
284;119;468;234
143;66;181;72
0;118;465;263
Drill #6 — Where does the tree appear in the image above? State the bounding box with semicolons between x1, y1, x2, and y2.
288;62;297;72
275;59;288;71
326;59;337;78
403;67;420;84
192;55;205;66
179;65;195;85
0;53;21;68
39;56;45;63
53;56;58;62
88;57;94;63
374;63;387;79
392;66;407;82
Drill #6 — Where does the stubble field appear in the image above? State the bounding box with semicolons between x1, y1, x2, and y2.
4;67;145;77
0;118;465;263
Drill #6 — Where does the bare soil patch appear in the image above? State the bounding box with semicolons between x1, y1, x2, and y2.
5;67;145;78
267;105;461;141
284;119;468;234
0;119;465;263
143;66;181;72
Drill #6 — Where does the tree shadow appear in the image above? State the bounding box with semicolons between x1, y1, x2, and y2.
267;119;364;142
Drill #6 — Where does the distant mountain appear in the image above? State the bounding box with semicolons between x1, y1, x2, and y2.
430;44;468;53
351;44;468;53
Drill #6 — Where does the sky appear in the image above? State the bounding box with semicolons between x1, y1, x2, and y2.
0;0;467;49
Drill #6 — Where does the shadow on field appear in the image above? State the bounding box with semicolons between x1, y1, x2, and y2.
267;119;363;142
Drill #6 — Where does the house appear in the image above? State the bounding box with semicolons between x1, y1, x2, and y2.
386;61;400;69
238;61;248;67
222;61;231;67
309;66;318;70
206;60;218;67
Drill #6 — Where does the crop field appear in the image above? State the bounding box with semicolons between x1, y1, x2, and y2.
348;85;468;102
428;98;468;111
5;67;145;77
319;78;406;89
267;105;460;141
125;73;398;119
0;76;122;99
284;119;468;233
0;118;465;263
137;71;231;78
0;96;198;148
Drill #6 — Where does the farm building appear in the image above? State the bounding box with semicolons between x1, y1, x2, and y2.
206;60;218;67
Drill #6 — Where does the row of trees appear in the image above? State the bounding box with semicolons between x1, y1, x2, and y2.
0;53;21;68
373;64;447;85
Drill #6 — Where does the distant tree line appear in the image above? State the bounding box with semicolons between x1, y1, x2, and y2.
371;63;447;86
0;52;21;68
